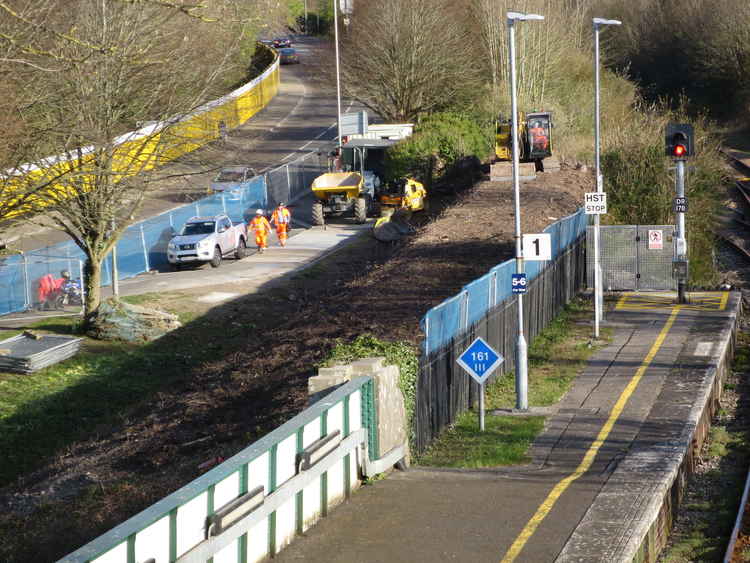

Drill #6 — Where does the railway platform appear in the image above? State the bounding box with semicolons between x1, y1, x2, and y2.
273;291;740;563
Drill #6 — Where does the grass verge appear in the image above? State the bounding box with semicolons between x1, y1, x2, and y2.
417;298;609;468
0;300;234;486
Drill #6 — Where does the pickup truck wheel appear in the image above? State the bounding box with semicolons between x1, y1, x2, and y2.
235;238;247;260
354;197;367;224
210;246;222;268
312;201;324;226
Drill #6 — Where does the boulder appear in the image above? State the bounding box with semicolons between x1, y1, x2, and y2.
88;298;181;342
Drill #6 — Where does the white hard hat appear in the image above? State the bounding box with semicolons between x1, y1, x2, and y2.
256;209;263;214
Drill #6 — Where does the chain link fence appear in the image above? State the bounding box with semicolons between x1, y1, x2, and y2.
0;150;330;316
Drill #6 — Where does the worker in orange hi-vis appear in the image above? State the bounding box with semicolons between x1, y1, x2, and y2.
271;202;292;247
249;209;272;253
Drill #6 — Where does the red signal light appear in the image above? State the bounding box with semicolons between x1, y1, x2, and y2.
673;144;686;157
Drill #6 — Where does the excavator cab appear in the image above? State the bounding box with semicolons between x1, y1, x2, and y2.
525;112;552;160
495;111;553;162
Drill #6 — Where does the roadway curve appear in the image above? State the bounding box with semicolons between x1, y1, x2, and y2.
6;35;353;254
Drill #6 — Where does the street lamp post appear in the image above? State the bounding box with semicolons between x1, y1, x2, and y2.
507;11;544;411
592;17;621;339
333;0;342;147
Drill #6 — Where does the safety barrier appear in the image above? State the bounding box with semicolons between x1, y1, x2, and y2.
0;150;328;316
60;377;378;563
415;209;589;453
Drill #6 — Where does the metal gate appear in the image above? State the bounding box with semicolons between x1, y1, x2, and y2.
587;225;676;291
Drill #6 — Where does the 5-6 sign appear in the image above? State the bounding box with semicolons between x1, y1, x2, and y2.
512;273;527;294
522;233;552;261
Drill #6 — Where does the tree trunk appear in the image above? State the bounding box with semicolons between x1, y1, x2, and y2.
83;255;103;323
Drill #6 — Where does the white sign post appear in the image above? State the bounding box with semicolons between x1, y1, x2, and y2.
584;192;607;215
522;233;552;261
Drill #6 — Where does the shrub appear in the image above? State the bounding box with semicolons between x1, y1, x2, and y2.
384;112;493;181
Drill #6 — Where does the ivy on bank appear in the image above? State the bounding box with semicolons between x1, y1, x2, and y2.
322;335;418;449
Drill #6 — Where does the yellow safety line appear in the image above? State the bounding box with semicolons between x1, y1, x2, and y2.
720;291;729;311
500;306;682;563
615;293;629;309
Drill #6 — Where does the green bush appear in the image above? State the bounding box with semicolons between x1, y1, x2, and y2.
323;335;418;449
384;112;493;181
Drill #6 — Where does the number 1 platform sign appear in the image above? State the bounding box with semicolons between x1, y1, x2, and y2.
457;337;504;431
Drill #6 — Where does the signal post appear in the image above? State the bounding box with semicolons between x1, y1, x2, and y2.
665;123;694;304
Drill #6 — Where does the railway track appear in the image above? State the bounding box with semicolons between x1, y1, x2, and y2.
717;149;750;563
715;150;750;265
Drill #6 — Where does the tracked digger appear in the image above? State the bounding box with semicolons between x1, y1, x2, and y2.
490;111;553;181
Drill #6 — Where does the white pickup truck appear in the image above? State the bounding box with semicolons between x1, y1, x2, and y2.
167;214;248;269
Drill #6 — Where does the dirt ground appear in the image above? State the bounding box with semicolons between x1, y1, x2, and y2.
0;164;592;562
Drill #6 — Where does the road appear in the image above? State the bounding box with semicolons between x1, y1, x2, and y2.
0;35;372;323
3;35;355;253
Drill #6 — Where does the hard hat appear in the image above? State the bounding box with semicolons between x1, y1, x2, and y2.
60;270;70;278
256;209;263;215
278;202;285;207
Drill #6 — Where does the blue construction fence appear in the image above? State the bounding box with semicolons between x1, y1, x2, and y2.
0;150;329;316
414;208;590;453
420;209;589;356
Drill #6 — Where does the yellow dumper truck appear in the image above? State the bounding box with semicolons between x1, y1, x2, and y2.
310;171;370;225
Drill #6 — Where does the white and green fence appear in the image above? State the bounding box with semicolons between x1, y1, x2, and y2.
60;377;379;563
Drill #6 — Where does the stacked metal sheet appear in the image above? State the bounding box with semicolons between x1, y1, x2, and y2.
0;333;83;374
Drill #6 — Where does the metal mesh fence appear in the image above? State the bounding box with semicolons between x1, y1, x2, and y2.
586;225;676;291
0;151;327;316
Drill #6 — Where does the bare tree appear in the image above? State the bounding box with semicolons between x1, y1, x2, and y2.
469;0;586;110
339;0;480;123
1;0;249;322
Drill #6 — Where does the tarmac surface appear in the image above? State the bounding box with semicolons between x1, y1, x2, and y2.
272;291;740;563
0;221;371;327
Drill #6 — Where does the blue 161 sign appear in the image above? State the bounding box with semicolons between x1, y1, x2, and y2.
456;337;504;385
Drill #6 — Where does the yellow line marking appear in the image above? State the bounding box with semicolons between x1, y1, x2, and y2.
615;292;728;311
500;306;682;563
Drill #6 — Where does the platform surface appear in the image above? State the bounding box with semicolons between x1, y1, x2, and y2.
272;291;740;563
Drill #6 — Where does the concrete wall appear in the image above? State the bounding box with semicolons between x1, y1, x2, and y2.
309;356;410;465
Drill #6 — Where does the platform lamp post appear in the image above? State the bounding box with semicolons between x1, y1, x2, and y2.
333;0;343;148
507;10;544;411
592;17;621;339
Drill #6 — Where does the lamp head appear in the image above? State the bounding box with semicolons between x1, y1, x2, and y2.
507;11;545;22
593;17;622;27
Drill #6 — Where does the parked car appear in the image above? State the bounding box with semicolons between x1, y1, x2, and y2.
279;47;300;65
273;37;292;48
167;214;248;269
210;165;257;193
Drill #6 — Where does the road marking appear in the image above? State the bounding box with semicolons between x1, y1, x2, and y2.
500;306;682;563
615;291;728;311
694;342;713;356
